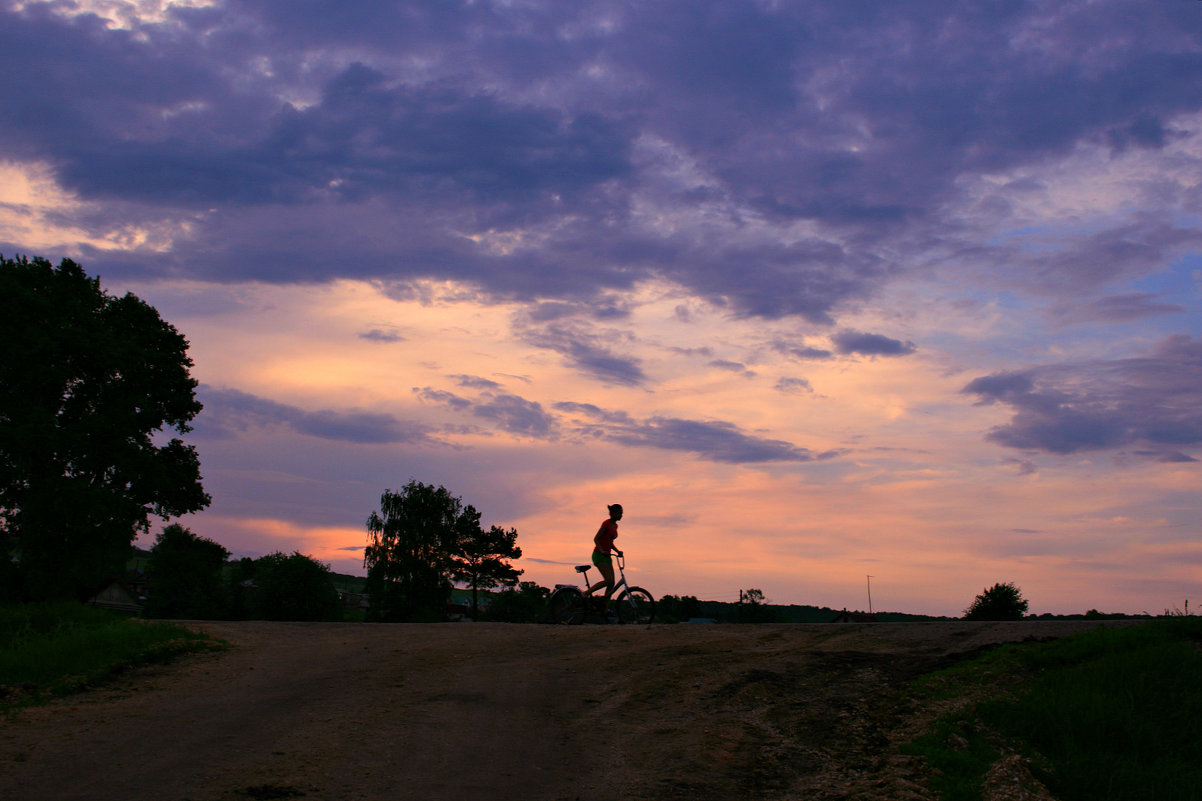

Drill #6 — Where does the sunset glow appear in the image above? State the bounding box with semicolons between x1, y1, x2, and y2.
3;1;1199;616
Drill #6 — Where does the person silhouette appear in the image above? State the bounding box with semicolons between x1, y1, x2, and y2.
584;503;624;617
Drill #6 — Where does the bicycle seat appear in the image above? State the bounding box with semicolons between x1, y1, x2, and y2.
575;564;591;573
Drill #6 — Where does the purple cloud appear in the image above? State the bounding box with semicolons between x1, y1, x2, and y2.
7;1;1199;326
604;417;829;464
358;328;405;343
832;330;918;358
197;386;432;444
962;335;1202;457
775;377;814;395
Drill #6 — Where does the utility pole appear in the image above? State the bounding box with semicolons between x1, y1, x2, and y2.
866;575;874;614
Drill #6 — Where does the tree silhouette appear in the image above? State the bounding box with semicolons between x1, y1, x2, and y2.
364;481;463;621
145;524;229;619
364;481;523;621
449;517;522;620
739;588;774;622
252;551;342;621
0;256;210;600
964;581;1029;621
483;581;549;623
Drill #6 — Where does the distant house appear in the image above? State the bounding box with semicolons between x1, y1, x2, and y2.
831;609;877;623
88;578;145;615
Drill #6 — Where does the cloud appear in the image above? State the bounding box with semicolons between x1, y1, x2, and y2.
413;387;473;412
962;335;1202;457
555;401;830;464
358;328;405;343
9;1;1201;327
708;359;755;377
772;340;833;361
519;323;647;386
417;388;826;464
775;377;814;395
471;393;557;438
603;417;828;464
196;386;432;444
831;330;918;358
451;374;504;391
1047;292;1184;325
553;401;634;425
416;387;556;438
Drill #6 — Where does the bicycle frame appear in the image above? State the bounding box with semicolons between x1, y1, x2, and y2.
579;553;631;598
549;553;655;624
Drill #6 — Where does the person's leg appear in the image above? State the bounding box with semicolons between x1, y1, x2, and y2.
597;560;616;611
586;551;612;596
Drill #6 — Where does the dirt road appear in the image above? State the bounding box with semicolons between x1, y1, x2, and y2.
0;620;1126;801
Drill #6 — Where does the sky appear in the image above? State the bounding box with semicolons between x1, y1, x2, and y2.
2;0;1201;617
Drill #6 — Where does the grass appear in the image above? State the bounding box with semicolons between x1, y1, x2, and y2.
0;601;225;712
903;618;1202;801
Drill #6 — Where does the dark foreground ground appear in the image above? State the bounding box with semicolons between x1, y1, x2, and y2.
0;620;1131;801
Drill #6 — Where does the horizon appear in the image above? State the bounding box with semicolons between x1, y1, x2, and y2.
3;1;1200;618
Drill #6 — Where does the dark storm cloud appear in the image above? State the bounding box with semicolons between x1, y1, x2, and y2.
5;1;1202;322
962;335;1202;457
197;387;433;444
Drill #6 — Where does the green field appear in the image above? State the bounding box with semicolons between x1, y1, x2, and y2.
905;617;1202;801
0;602;224;713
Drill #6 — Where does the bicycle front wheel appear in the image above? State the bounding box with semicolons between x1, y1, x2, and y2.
616;587;655;624
549;588;586;625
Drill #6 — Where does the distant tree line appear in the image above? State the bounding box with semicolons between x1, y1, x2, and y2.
144;524;343;621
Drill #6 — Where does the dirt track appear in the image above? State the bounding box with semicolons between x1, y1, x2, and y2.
0;620;1130;801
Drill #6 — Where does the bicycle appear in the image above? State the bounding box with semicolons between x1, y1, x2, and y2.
548;553;655;624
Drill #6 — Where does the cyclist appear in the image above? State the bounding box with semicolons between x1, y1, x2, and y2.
584;503;625;616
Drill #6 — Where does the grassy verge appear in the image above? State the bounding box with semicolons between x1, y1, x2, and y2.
0;602;225;713
903;618;1202;801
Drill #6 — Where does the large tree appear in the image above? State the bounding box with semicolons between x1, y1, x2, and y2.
964;581;1030;621
364;481;463;621
364;481;523;622
0;256;210;600
252;551;342;622
449;517;522;621
145;524;229;619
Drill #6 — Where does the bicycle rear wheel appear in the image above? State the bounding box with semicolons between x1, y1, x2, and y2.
615;587;655;624
549;587;586;624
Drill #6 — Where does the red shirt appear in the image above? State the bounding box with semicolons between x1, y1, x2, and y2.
594;518;618;553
